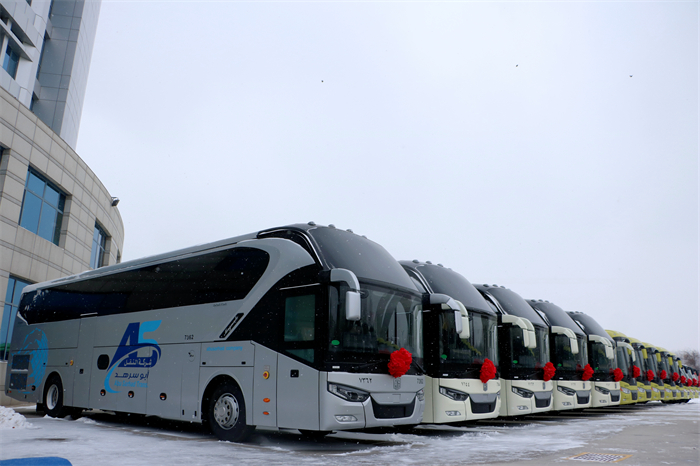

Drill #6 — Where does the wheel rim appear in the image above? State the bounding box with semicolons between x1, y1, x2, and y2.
213;393;239;430
46;384;59;411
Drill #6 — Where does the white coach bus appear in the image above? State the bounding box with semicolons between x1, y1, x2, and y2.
399;261;501;424
5;223;454;441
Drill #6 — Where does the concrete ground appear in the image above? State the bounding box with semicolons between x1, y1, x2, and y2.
483;405;699;465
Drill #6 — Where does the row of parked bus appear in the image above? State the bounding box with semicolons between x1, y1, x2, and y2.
4;223;698;442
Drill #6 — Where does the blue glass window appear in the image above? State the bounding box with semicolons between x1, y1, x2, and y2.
1;277;32;360
90;223;108;269
2;44;20;79
19;169;66;245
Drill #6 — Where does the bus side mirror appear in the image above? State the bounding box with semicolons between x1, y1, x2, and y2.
427;294;469;339
345;290;361;321
502;315;530;348
523;318;537;349
551;326;579;354
589;335;615;359
452;300;470;339
330;268;362;321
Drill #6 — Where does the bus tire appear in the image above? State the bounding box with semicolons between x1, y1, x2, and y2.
43;374;70;418
206;381;254;442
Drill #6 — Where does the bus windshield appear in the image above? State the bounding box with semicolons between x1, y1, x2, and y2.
615;346;631;376
553;334;588;371
509;325;549;370
328;282;423;362
633;348;647;373
590;341;616;373
438;312;498;368
646;351;659;377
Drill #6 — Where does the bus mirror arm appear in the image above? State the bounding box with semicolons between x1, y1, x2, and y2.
425;294;470;338
501;315;530;348
589;334;615;360
329;268;362;321
551;326;579;354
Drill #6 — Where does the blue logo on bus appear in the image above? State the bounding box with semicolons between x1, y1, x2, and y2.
104;320;161;393
13;328;48;393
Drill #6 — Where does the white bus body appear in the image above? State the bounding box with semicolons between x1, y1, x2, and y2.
6;224;433;440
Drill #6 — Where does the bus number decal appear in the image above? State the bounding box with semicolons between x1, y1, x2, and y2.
104;320;162;394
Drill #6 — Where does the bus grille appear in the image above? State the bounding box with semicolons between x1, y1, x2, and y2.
470;398;497;414
631;391;638;401
576;394;590;404
610;392;620;403
534;393;551;408
646;390;652;399
371;399;415;419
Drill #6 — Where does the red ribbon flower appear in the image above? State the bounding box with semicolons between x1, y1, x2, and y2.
388;348;412;378
660;370;667;380
581;364;594;381
680;375;686;385
672;372;679;382
480;358;497;383
613;368;624;382
646;370;654;382
543;362;556;382
632;365;641;379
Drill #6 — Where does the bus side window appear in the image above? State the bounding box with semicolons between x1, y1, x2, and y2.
284;294;315;363
284;295;315;342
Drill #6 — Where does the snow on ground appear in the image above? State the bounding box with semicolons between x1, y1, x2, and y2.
0;406;34;430
0;401;698;466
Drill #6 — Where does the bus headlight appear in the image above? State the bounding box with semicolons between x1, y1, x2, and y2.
620;387;630;394
328;383;370;402
557;386;577;396
416;389;425;402
595;386;610;395
439;386;469;401
511;387;534;398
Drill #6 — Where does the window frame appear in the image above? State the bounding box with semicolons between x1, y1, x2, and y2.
1;276;33;360
18;168;66;245
90;222;108;269
2;43;20;79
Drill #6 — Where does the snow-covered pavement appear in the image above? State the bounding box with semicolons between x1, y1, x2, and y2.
1;401;698;465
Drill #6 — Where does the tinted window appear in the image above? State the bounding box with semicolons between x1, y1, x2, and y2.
309;228;416;290
485;288;547;326
528;301;586;337
20;247;270;324
1;276;32;360
414;265;494;315
19;169;65;245
90;223;108;269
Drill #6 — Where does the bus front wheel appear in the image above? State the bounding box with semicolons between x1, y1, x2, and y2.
43;374;69;418
206;381;254;442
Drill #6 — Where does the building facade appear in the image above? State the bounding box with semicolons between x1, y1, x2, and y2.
0;0;123;406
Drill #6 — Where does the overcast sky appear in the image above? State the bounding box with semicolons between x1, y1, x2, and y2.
75;1;698;354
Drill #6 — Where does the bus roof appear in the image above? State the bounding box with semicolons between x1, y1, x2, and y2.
399;261;495;315
526;300;586;337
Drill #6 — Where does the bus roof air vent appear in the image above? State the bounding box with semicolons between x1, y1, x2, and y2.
308;221;316;226
329;224;336;228
412;260;420;263
426;261;433;264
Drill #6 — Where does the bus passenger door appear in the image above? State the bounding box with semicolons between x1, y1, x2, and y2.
72;317;97;409
276;287;322;430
